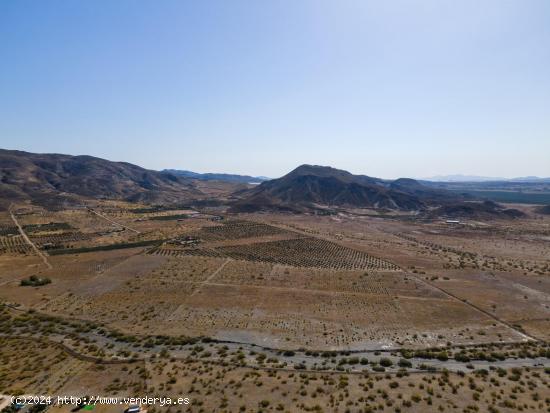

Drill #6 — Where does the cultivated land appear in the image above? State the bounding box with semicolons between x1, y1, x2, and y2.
1;200;549;412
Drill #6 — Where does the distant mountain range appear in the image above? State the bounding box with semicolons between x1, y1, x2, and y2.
0;150;535;219
163;169;268;184
230;164;530;219
425;174;550;183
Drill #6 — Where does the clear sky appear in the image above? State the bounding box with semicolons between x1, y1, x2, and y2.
1;0;549;179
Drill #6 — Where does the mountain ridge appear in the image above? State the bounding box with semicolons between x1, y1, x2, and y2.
0;151;530;220
0;149;202;210
231;164;525;219
231;164;444;212
425;174;550;183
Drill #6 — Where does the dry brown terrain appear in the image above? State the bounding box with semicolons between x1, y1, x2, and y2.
1;201;549;412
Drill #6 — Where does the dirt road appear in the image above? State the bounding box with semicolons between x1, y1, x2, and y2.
88;208;140;234
9;206;52;269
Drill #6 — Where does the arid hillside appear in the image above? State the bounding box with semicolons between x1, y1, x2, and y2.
0;149;203;209
231;165;422;212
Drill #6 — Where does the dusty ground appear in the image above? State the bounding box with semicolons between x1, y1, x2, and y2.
1;204;549;349
1;201;549;411
1;336;548;413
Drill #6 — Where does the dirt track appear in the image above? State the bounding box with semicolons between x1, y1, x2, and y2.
9;207;52;269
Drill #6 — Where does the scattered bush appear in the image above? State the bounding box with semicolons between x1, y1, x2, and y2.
20;275;51;287
379;358;393;367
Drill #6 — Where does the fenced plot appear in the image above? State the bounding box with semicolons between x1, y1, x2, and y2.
0;235;32;254
216;237;400;271
30;231;95;248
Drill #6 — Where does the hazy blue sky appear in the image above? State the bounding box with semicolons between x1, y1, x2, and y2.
1;0;549;178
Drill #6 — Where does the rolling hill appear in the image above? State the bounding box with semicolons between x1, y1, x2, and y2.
0;149;202;209
231;165;441;212
430;200;526;220
230;165;526;219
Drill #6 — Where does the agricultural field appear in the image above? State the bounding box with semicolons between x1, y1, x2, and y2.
216;237;399;271
0;225;18;236
193;220;293;241
0;235;32;255
0;201;549;411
